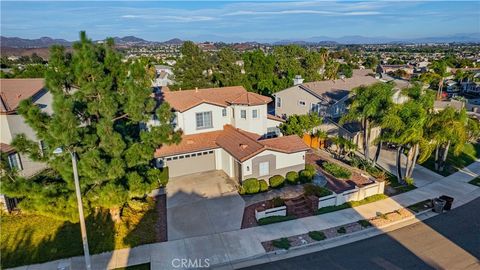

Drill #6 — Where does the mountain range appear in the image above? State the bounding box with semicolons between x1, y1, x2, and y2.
1;33;479;48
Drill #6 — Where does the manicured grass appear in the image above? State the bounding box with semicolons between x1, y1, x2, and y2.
422;143;480;177
1;198;160;268
316;194;388;215
468;177;480;187
322;162;352;179
407;199;433;213
258;215;296;226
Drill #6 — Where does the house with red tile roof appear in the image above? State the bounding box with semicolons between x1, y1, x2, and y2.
0;79;52;178
0;79;53;211
153;86;308;182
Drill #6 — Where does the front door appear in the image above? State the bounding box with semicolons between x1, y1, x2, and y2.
259;161;269;177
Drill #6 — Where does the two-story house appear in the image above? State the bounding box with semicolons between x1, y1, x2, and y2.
273;70;378;150
274;70;377;119
0;79;52;211
153;86;309;183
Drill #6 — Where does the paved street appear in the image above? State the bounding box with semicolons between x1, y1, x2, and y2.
242;198;480;270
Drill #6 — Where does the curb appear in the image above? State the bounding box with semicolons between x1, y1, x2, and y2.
215;208;438;269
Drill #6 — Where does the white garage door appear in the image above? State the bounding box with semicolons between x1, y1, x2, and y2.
165;150;216;178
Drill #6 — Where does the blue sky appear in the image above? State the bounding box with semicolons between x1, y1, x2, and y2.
1;1;479;42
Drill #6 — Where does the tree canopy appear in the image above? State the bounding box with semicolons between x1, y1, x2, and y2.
1;32;181;222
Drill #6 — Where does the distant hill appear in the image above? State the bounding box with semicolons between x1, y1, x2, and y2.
1;36;72;48
163;38;183;45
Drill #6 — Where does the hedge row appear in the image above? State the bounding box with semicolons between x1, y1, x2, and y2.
239;164;317;195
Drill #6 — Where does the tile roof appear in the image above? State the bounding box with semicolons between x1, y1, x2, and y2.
155;125;309;162
267;114;286;122
0;79;45;113
299;70;377;104
0;143;16;154
154;130;223;157
161;86;271;112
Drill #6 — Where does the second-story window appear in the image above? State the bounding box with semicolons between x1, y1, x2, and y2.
276;97;282;107
196;111;213;129
222;108;227;117
252;109;258;118
241;110;247;119
8;153;23;171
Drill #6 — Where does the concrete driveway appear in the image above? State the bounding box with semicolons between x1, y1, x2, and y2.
166;170;245;240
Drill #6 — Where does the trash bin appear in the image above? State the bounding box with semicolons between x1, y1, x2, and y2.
439;195;454;211
433;198;446;213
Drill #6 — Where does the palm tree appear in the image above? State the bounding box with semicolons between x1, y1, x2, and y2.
429;60;449;100
421;107;469;172
341;82;394;165
381;84;434;183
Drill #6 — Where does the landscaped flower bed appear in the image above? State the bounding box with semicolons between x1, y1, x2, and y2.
262;208;414;252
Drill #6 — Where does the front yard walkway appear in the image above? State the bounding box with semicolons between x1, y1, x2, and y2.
166;171;245;240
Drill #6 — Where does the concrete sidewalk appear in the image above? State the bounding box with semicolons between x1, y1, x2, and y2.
10;160;480;270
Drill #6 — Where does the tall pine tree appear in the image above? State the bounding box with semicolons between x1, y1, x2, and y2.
1;32;181;222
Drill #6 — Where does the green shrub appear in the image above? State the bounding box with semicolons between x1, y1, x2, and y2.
259;180;269;192
337;227;346;234
299;169;314;183
258;215;295;225
308;231;326;241
243;178;260;194
305;164;316;173
405;177;415;186
269;175;285;188
322;162;352;179
357;219;372;228
272;196;285;207
303;183;332;198
286;171;299;184
272;238;291;250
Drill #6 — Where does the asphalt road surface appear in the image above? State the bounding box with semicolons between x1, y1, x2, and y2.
243;198;480;270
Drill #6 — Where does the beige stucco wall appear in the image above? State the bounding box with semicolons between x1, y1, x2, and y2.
274;85;321;117
241;150;306;181
231;104;268;135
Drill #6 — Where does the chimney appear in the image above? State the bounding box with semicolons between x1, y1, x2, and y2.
239;143;248;150
195;87;198;92
293;75;304;86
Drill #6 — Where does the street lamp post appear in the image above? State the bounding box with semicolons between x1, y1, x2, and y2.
54;148;91;270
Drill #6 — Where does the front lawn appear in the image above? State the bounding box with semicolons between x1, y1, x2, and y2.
468;177;480;187
422;143;480;177
1;198;162;268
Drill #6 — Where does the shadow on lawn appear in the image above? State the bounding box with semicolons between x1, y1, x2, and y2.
1;211;115;269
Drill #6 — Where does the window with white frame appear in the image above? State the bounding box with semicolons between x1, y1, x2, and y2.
298;100;306;106
276;97;282;107
8;153;22;171
195;111;213;129
222;108;227;117
241;110;247;119
252;109;258;118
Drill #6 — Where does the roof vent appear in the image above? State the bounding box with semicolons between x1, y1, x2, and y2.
293;75;304;86
239;143;248;149
186;140;194;145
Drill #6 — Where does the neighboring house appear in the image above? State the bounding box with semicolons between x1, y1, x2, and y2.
434;99;465;112
376;64;414;75
0;78;52;177
152;65;174;87
153;86;308;182
462;81;480;96
273;70;378;119
0;78;52;211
